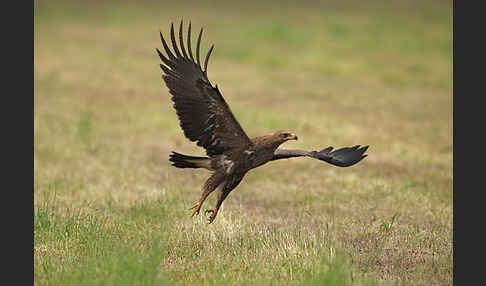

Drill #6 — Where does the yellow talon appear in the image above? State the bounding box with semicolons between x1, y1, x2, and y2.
205;209;217;224
189;202;201;217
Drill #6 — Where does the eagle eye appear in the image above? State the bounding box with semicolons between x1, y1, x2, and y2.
282;132;290;137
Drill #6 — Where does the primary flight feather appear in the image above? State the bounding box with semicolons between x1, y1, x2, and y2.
157;21;369;223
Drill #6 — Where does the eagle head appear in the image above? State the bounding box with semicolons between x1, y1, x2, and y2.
275;130;298;142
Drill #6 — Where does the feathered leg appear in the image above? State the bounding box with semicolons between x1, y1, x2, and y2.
189;171;225;217
206;175;244;223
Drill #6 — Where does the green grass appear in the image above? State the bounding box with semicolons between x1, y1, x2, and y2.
35;195;171;285
35;0;452;285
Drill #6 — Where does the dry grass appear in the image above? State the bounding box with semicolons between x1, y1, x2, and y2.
35;0;452;285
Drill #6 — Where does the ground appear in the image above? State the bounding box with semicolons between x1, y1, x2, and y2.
34;1;452;285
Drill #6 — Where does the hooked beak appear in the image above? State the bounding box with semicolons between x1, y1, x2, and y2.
287;133;298;141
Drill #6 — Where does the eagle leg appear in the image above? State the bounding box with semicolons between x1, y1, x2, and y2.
205;175;245;224
189;171;225;218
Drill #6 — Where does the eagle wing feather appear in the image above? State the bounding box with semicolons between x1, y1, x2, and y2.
157;21;251;156
273;145;369;167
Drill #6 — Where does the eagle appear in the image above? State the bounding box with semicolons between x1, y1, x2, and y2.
157;21;369;223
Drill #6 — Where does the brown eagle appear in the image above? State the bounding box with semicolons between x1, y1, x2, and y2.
157;21;369;223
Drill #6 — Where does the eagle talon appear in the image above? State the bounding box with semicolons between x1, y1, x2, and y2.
205;209;217;224
189;202;201;217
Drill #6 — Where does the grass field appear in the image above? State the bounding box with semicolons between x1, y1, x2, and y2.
34;0;452;285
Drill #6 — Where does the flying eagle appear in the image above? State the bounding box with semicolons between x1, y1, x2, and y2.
157;21;369;223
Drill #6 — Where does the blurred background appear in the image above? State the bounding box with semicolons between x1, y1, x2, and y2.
34;0;452;148
34;0;452;285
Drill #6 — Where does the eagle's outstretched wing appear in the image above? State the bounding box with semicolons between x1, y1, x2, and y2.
157;21;252;156
272;145;369;167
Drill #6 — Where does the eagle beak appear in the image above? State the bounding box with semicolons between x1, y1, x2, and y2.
288;134;298;141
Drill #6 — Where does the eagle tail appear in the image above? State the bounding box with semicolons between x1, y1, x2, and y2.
169;152;212;170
